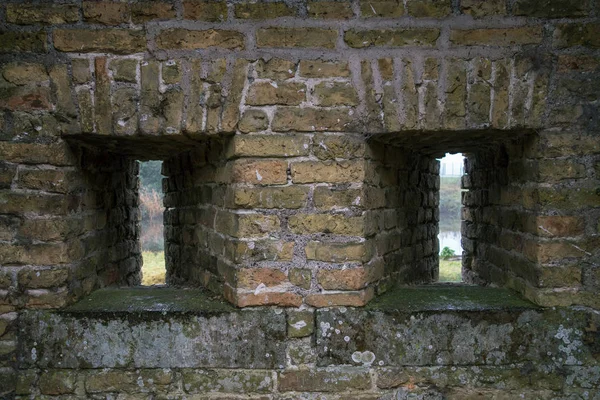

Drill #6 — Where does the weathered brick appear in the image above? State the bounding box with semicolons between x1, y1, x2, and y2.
360;0;405;17
288;310;314;337
557;55;600;73
314;82;359;107
227;288;303;307
0;142;75;166
221;59;249;132
513;0;589;18
450;27;543;46
162;60;182;84
82;1;130;25
299;60;350;78
230;160;288;185
247;82;306;106
7;4;80;25
289;268;312;289
71;59;92;84
49;64;77;117
278;368;371;392
0;31;47;53
235;2;295;19
461;0;506;17
305;287;374;307
314;187;364;209
54;29;145;54
156;29;245;50
289;214;365;236
227;186;309;209
345;28;440;48
182;369;274;393
226;135;310;158
272;108;353;132
215;211;280;238
256;28;338;49
1;62;47;85
292;161;365;183
317;267;372;290
183;1;228;21
308;1;354;19
407;0;452;17
0;86;52;111
553;23;600;48
236;267;287;288
109;59;138;83
17;168;79;194
256;58;297;80
39;370;77;395
227;239;294;263
18;218;83;241
305;240;372;262
85;371;137;393
238;110;269;133
529;216;585;237
18;268;69;289
131;2;176;23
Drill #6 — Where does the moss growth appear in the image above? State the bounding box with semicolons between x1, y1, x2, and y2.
64;287;235;314
367;285;538;312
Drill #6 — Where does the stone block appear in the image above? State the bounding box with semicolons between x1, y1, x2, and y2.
39;370;77;395
278;368;371;391
287;311;315;338
182;369;274;393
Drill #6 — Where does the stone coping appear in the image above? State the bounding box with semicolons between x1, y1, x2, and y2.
63;285;537;315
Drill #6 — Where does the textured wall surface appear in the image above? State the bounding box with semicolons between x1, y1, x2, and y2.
0;0;599;397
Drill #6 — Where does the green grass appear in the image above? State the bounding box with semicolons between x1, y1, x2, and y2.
141;251;166;286
439;259;462;282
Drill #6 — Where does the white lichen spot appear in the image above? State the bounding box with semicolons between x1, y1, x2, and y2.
335;329;340;334
248;241;255;249
344;336;350;342
351;351;362;363
361;351;376;365
31;348;37;361
269;81;278;88
378;360;384;366
256;170;263;181
339;307;347;313
291;320;307;330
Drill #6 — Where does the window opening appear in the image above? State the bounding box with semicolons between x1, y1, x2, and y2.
438;153;465;282
139;160;166;285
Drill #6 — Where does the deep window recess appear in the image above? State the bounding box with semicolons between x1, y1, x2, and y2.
139;160;166;285
438;153;465;283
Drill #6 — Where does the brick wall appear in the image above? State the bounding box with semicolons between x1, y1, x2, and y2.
1;0;600;396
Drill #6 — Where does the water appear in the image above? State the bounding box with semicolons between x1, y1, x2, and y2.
439;230;461;255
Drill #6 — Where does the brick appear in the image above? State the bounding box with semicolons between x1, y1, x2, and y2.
0;86;52;111
305;287;374;307
288;311;314;337
491;59;509;128
238;110;269;133
313;134;365;161
71;59;92;84
292;161;365;183
537;159;587;181
182;369;274;393
553;23;600;49
26;289;69;308
109;59;138;83
557;55;600;73
0;31;47;53
299;60;350;78
18;268;70;289
227;239;294;263
289;268;312;289
183;1;228;21
235;2;295;19
314;187;364;209
513;0;589;18
314;82;359;107
228;288;303;307
407;0;452;17
378;58;395;80
256;28;338;49
86;371;137;393
54;29;145;54
305;240;372;262
18;218;83;241
156;28;245;50
278;368;371;392
360;0;405;17
226;135;310;158
215;211;280;238
1;62;47;85
131;2;176;23
272;108;353;132
288;214;365;236
230;160;288;185
0;163;16;190
539;265;582;288
450;27;543;46
530;216;585;238
461;0;506;17
39;370;77;395
162;60;182;84
0;242;74;265
344;28;440;48
6;4;79;25
0;142;75;166
308;1;354;19
221;59;249;132
256;58;297;80
236;267;287;289
227;186;309;209
49;65;77;117
247;82;306;106
17;169;80;194
82;1;129;25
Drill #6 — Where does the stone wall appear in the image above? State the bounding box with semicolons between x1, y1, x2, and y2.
1;0;599;397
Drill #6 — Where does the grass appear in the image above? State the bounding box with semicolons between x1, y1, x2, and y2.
141;251;166;286
439;259;462;282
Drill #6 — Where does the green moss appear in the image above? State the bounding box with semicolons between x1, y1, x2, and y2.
63;287;235;314
367;285;538;312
